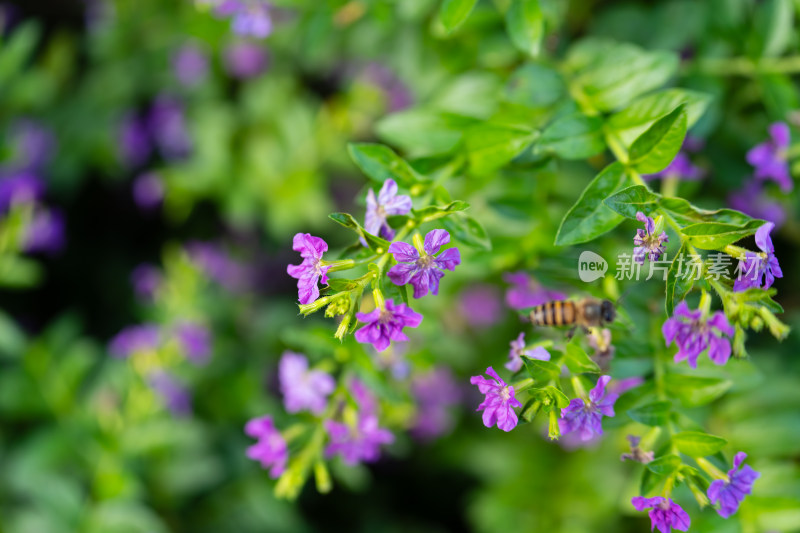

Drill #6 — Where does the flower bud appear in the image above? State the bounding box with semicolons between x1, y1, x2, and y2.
548;409;560;440
749;315;764;331
298;296;332;316
334;315;352;341
325;295;350;317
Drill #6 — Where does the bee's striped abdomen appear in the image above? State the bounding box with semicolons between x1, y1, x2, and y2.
530;300;575;326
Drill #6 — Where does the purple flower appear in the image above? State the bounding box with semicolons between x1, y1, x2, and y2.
728;179;786;229
223;42;269;79
324;414;394;465
175;322;212;364
172;44;209;86
118;113;152;168
662;301;734;368
364;179;412;240
633;211;668;264
217;0;273;38
361;63;413;112
108;324;161;358
559;375;617;441
470;366;522;432
131;263;163;300
148;95;192;160
10;119;56;171
132;172;164;211
24;207;65;254
387;229;460;298
286;233;330;305
350;377;378;416
506;332;550;373
631;496;691;533
458;284;502;328
708;452;760;518
733;222;783;291
621;435;654;464
148;371;192;416
747;122;792;192
410;367;461;441
354;299;423;352
0;172;45;211
245;415;288;478
278;351;335;415
187;241;251;292
503;271;566;310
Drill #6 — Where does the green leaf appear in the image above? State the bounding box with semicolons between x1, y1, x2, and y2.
564;338;601;374
603;184;660;219
753;0;794;57
538;385;570;409
608;89;712;146
523;357;561;382
328;213;390;253
665;241;694;316
504;64;566;109
0;23;41;86
627;400;672;426
663;374;732;407
672;431;727;457
629;104;688;174
376;111;477;156
537;113;605;160
0;256;44;289
646;454;682;476
347;143;426;188
658;198;757;227
464;123;537;174
412;201;470;223
505;0;544;57
442;215;491;251
680;220;765;250
439;0;479;33
555;162;633;245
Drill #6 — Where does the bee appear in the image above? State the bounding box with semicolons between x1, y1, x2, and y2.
529;298;616;337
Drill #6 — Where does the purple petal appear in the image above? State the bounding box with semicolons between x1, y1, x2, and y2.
769;122;790;148
388;241;419;263
755;222;775;254
423;229;450;255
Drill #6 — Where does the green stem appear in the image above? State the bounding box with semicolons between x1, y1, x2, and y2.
691;55;800;76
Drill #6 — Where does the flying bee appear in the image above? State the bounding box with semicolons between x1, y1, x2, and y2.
529;298;617;338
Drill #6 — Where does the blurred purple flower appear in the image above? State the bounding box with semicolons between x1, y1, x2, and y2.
708;452;760;518
503;271;566;310
187;241;251;292
364;179;412;240
387;229;460;299
361;63;413;112
216;0;273;38
175;322;212;364
350;377;378;416
411;367;461;441
728;179;786;229
324;414;394;465
458;284;502;328
663;301;734;368
0;173;45;211
245;415;288;478
633;211;668;264
132;172;164;211
148;95;192;160
108;324;161;358
173;44;209;86
278;351;335;415
10;119;56;171
610;376;643;396
118;113;152;168
631;497;691;533
470;366;522;432
354;298;423;352
733;222;783;291
24;207;65;254
287;233;330;305
506;332;550;373
131;263;163;300
149;371;192;416
223;42;269;79
621;435;654;464
559;375;617;441
372;344;410;380
747;122;792;192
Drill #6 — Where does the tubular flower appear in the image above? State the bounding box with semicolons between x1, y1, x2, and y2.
733;222;783;291
470;367;522;432
559;375;617;441
633;211;668;264
278;351;335;415
708;452;760;518
631;496;691;533
364;179;412;240
505;332;550;373
662;301;734;367
287;233;330;305
245;416;288;478
354;299;423;352
503;271;566;310
747;122;792;192
324;415;394;465
387;229;460;298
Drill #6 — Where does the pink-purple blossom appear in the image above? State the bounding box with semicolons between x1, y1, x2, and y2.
410;367;461;441
131;263;163;300
506;332;550;373
108;324;161;358
387;229;460;298
324;415;394;465
223;42;269;79
458;284;502;328
364;179;412;240
354;298;423;352
287;233;330;305
728;179;786;229
470;366;522;432
118;113;151;168
149;371;192;416
662;301;734;367
747;122;792;192
187;241;252;292
132;172;164;211
708;452;760;518
216;0;273;38
172;44;209;86
631;496;691;533
245;415;288;478
278;351;335;415
733;222;783;291
559;375;617;441
633;211;668;264
175;322;212;364
23;207;65;254
148;95;192;160
0;173;45;210
503;271;566;310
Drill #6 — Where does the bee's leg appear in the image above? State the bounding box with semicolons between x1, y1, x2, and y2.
566;326;577;340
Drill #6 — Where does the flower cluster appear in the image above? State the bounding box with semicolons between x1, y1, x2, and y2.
388;229;461;299
633;211;668;264
505;332;550;373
